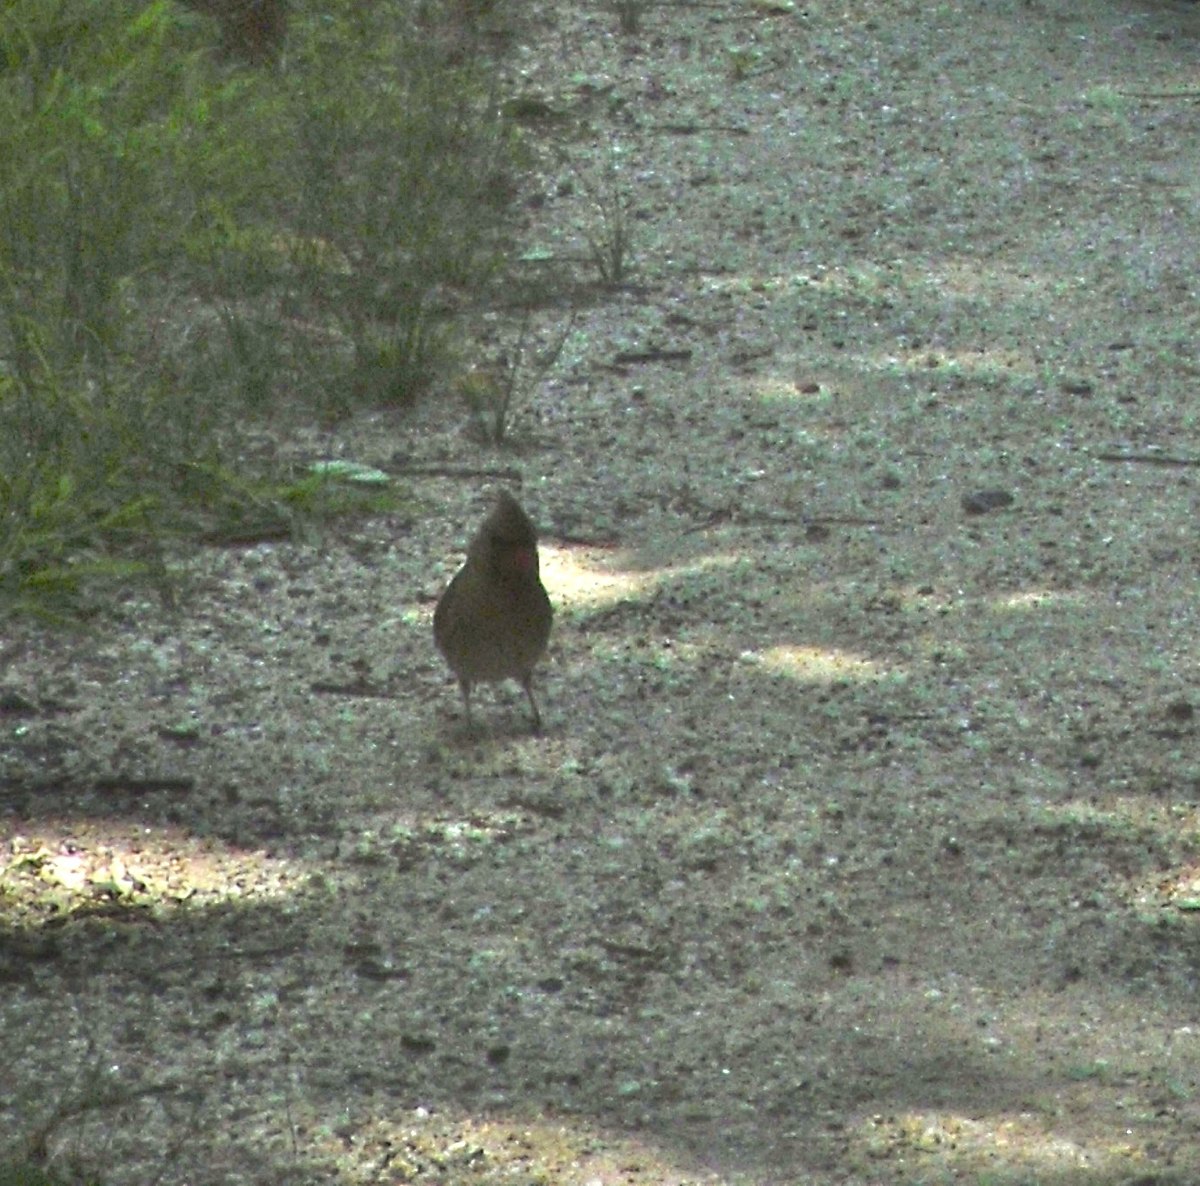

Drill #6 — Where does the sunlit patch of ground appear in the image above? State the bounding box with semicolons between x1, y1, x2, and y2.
542;547;747;610
307;1109;726;1186
743;644;902;684
855;1109;1148;1181
0;824;305;928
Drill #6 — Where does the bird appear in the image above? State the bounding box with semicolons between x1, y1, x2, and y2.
433;490;553;731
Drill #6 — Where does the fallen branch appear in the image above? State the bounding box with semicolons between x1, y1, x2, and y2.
310;680;393;698
612;348;694;365
387;463;526;481
1095;451;1200;467
93;776;195;794
1118;90;1200;101
684;510;885;534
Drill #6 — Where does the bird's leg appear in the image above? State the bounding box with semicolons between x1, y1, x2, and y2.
521;676;543;733
459;680;474;727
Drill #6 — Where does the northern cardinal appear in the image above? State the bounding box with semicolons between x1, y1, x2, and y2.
433;491;553;730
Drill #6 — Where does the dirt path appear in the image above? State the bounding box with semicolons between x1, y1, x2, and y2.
5;0;1200;1182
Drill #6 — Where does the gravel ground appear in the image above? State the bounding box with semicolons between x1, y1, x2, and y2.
5;0;1200;1182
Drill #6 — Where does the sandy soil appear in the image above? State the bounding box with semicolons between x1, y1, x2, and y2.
5;0;1200;1182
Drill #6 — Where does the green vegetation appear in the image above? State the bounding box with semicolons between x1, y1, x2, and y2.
453;311;575;444
0;0;522;613
574;139;636;287
0;1164;88;1186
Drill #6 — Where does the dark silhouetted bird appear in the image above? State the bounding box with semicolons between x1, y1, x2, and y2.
433;490;552;730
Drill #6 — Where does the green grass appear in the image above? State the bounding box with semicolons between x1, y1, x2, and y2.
0;1165;93;1186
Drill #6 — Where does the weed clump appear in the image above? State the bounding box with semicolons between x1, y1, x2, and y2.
0;0;523;610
